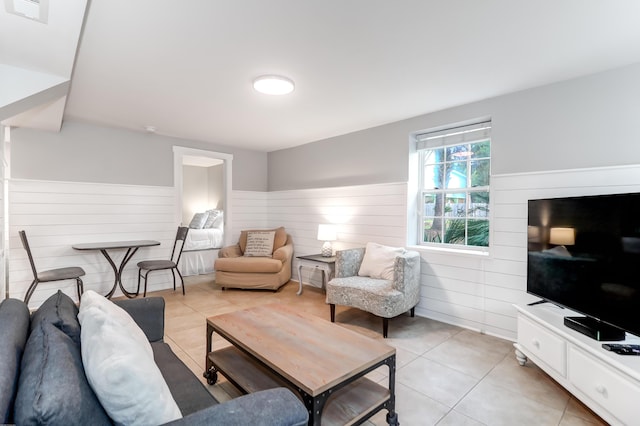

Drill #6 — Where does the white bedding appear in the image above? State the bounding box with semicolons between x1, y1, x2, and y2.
183;228;223;251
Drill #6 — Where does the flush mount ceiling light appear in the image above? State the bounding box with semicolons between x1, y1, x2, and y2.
253;75;295;95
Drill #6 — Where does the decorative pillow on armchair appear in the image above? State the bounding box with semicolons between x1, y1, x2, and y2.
243;231;276;257
358;242;406;280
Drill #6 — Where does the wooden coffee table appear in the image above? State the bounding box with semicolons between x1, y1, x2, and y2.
204;304;398;425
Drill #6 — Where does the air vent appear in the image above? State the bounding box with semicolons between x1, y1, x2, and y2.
4;0;49;24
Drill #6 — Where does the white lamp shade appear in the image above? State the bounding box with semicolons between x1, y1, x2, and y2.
317;224;337;241
550;227;575;246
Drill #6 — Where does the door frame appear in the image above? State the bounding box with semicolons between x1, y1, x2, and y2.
173;146;233;246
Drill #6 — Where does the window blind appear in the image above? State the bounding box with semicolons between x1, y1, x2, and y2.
416;121;491;150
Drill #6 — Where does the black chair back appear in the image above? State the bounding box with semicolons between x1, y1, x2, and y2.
171;227;189;265
19;231;39;280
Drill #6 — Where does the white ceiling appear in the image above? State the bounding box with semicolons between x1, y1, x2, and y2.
4;1;640;152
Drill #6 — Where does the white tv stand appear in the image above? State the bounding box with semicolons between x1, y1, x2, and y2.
514;303;640;425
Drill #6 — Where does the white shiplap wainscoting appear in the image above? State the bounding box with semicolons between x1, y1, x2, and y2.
9;179;177;308
264;166;640;341
423;164;640;341
266;182;408;291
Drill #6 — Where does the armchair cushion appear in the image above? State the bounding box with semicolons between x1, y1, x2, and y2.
215;256;284;273
358;242;406;280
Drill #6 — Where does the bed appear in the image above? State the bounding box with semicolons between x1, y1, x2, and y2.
180;211;225;276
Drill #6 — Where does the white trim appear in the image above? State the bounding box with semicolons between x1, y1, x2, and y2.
173;146;233;246
494;163;640;179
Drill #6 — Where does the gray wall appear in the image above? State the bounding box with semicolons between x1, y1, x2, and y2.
268;62;640;190
11;119;268;191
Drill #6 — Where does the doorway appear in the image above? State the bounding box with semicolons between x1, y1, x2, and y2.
173;146;233;247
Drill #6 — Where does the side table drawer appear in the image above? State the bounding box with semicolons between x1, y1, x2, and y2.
569;346;640;425
518;314;566;376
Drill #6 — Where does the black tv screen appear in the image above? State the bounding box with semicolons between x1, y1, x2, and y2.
527;192;640;339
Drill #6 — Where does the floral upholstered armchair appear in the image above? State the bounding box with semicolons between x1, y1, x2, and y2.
325;243;421;338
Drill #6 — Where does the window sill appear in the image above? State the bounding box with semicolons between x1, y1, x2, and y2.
407;244;490;258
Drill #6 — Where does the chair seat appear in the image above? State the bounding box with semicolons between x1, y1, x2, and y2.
137;260;177;271
38;267;85;282
326;276;404;318
215;256;283;274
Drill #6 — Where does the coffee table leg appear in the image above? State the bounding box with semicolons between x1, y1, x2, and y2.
204;323;218;385
386;353;399;425
306;392;329;426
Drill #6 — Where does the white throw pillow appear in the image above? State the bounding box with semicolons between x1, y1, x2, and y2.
243;231;276;257
78;293;182;425
358;242;406;280
79;290;153;359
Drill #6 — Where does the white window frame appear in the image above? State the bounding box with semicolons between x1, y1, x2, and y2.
412;120;492;253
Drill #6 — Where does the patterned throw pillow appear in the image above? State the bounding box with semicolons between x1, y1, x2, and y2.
243;231;276;257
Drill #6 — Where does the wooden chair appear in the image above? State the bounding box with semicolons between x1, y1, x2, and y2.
19;230;85;304
137;227;189;297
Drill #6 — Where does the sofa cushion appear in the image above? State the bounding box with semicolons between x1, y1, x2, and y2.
243;231;276;257
239;226;287;253
30;289;81;345
152;341;217;416
358;242;405;280
214;256;284;273
0;299;30;424
79;296;182;426
14;321;111;425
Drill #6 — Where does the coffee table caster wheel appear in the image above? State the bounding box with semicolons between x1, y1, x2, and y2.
386;411;399;426
203;368;218;385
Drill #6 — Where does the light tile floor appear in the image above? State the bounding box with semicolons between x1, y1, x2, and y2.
147;275;605;426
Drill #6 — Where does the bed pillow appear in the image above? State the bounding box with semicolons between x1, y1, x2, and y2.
78;296;181;425
243;231;276;257
358;242;406;280
204;209;223;228
188;212;209;229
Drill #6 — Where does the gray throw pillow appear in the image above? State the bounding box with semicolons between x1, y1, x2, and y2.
0;299;30;424
14;322;112;425
30;290;81;345
204;209;223;228
189;212;209;229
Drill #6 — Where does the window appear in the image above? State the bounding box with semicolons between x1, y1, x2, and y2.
415;121;491;249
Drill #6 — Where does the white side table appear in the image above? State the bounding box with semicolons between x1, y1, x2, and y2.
296;254;336;295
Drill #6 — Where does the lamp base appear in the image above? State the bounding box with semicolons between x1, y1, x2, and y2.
321;241;333;257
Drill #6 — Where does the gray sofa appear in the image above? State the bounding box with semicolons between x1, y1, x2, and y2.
0;291;308;425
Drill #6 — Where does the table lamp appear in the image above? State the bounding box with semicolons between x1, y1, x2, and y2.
317;224;337;257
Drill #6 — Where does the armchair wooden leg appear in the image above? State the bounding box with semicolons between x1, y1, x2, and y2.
382;317;389;338
410;307;415;317
330;304;336;322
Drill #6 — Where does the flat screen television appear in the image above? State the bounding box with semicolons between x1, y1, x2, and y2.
527;192;640;340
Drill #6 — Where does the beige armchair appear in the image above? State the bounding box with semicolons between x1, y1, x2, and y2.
214;227;293;291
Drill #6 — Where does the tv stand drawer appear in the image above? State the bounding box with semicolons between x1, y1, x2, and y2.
517;314;566;376
569;346;640;426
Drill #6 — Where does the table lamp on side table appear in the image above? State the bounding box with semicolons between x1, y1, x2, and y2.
317;224;337;257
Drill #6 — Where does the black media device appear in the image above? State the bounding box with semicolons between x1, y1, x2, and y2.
527;192;640;341
602;344;640;356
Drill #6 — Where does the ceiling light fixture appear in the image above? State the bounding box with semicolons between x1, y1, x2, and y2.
253;75;295;95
